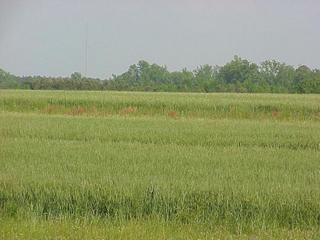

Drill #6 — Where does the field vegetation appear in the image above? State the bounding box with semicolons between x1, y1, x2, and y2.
0;90;320;239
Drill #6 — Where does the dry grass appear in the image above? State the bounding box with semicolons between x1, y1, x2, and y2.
41;105;61;114
167;111;178;119
66;106;87;116
272;111;280;118
119;106;137;115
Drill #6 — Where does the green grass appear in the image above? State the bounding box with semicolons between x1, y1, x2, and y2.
2;217;320;240
1;90;320;120
1;217;319;240
0;90;320;239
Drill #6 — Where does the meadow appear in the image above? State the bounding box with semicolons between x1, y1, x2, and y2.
0;90;320;239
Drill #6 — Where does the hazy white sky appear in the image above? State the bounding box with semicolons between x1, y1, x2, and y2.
0;0;319;78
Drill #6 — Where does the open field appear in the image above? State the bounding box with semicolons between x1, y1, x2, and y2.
0;90;320;239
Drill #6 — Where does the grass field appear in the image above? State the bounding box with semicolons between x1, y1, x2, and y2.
0;90;320;239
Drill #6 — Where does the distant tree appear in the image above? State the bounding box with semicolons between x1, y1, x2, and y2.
294;65;313;93
260;60;295;93
294;66;320;93
71;72;82;81
193;65;218;92
1;57;320;93
170;69;194;91
218;56;258;84
0;68;19;89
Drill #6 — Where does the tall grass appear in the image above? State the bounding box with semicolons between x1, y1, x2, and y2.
1;90;319;120
0;90;320;237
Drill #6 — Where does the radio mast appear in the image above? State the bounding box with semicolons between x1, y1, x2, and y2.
85;23;88;76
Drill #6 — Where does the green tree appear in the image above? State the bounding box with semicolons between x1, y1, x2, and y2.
71;72;82;81
217;56;260;92
194;65;218;92
0;68;19;89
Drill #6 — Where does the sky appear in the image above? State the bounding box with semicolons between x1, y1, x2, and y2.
0;0;319;79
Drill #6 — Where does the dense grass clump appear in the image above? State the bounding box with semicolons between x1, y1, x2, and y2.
0;90;320;239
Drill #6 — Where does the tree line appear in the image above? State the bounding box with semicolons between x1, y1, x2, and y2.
1;56;320;93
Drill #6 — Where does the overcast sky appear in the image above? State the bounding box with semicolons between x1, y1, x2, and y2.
0;0;319;78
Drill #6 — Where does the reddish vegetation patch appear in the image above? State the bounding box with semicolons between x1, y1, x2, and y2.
119;106;137;115
66;106;87;116
42;105;104;116
272;111;280;118
89;106;98;115
187;112;199;118
41;105;61;114
168;111;178;119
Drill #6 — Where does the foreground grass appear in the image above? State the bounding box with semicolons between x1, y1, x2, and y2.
0;90;320;238
1;217;319;240
1;113;319;229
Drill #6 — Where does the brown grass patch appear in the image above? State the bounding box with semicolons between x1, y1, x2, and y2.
66;106;87;116
168;111;178;119
119;106;137;115
41;105;61;114
272;111;280;118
